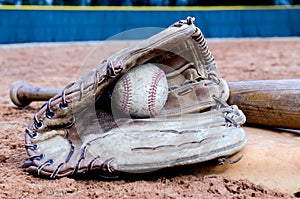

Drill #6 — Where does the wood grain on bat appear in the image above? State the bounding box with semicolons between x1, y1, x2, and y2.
228;79;300;129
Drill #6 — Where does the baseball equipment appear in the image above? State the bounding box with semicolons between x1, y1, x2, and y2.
112;63;168;118
22;17;247;178
11;79;300;129
10;80;61;107
228;79;300;129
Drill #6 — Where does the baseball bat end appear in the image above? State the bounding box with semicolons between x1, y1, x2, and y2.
10;80;32;107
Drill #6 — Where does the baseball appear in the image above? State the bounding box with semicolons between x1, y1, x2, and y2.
112;63;168;118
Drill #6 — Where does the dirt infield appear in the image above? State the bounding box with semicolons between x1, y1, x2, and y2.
0;38;299;198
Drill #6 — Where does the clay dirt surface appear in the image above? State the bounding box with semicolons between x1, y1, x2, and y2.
0;38;300;198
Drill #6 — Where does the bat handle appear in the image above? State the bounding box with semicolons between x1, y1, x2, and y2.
10;80;62;107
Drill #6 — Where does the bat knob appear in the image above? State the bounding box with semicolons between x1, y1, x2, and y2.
10;80;32;107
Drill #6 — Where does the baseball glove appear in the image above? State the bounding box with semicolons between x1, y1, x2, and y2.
24;17;246;178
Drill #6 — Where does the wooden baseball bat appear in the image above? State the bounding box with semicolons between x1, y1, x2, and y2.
9;80;61;107
10;79;300;129
228;79;300;129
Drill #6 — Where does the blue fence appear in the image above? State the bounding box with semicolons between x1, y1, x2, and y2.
0;6;300;43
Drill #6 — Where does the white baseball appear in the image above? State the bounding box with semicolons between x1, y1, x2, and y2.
112;63;168;118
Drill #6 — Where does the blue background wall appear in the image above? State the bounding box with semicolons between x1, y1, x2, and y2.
0;6;300;43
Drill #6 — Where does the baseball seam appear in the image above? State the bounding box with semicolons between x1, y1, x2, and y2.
121;74;132;114
148;69;165;116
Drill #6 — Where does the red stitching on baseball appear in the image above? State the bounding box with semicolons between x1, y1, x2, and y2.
121;74;132;114
148;69;165;116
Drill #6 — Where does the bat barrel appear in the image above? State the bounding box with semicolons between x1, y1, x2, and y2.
228;79;300;129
